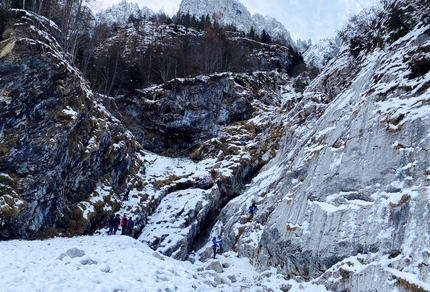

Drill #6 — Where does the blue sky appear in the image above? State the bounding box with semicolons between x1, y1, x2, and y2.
92;0;377;42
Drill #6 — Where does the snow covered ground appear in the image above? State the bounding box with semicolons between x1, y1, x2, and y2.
0;235;329;292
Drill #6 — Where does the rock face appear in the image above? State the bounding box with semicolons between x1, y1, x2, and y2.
95;0;154;26
179;0;295;47
0;10;138;239
127;71;287;260
303;37;342;69
109;72;280;155
216;1;430;290
180;0;253;33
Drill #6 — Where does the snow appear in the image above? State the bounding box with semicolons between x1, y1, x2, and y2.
303;38;342;68
62;106;78;119
0;235;329;292
79;202;95;220
140;188;208;254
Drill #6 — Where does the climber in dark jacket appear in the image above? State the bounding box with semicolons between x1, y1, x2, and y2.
107;215;115;235
249;202;258;217
212;236;222;259
113;214;120;235
123;187;130;201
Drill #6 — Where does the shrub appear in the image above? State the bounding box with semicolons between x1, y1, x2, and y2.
408;52;430;79
338;6;383;57
385;5;412;43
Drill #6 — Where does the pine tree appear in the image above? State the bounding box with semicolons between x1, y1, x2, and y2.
260;29;271;44
247;26;257;40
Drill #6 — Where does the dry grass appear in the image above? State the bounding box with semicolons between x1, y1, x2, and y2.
286;224;298;231
394;276;427;292
152;175;180;189
389;194;411;208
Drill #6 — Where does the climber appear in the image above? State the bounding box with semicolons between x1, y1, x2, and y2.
212;236;222;259
113;214;121;235
220;135;226;142
210;167;216;175
107;215;115;235
123;187;130;201
141;163;146;174
120;215;128;235
127;217;135;236
249;202;258;217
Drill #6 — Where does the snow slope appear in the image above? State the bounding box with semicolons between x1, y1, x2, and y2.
0;235;329;291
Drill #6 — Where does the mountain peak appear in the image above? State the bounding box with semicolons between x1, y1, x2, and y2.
179;0;295;47
95;0;154;25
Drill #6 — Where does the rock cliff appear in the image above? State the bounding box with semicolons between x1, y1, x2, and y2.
0;10;139;238
216;1;430;290
179;0;295;47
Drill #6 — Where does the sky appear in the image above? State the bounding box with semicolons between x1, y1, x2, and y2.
90;0;377;42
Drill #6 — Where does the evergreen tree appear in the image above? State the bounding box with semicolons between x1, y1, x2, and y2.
260;29;271;44
247;26;257;40
204;14;212;31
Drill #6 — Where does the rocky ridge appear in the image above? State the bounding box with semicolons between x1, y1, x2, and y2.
179;0;295;47
95;0;154;26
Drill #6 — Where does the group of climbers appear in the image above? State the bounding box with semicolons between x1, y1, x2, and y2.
109;161;146;235
108;214;134;236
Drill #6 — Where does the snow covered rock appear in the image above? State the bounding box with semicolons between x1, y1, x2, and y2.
0;10;138;239
179;0;295;47
303;37;342;69
95;0;154;26
216;1;430;291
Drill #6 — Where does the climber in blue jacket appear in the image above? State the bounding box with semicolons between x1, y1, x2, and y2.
212;236;222;259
